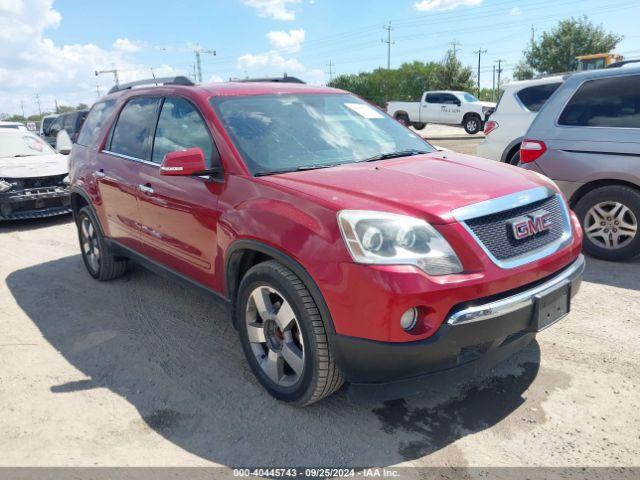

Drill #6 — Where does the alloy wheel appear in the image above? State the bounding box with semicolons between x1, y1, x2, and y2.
466;119;478;132
245;286;305;387
584;201;638;250
80;216;101;273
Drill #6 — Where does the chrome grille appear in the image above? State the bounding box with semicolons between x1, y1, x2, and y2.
465;195;566;261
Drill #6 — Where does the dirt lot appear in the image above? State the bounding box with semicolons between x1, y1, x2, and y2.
1;175;639;468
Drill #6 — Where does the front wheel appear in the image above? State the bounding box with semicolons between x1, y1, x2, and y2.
463;115;482;134
236;260;344;406
574;186;640;261
412;122;426;130
394;113;410;126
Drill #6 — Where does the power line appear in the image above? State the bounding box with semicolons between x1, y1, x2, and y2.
382;21;394;69
193;46;216;83
450;40;462;57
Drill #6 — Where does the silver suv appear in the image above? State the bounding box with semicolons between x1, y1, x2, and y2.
521;66;640;261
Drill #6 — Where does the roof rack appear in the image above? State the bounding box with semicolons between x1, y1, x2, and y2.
108;76;195;94
606;59;640;69
233;75;306;84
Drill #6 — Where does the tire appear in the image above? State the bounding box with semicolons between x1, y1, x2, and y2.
463;115;482;135
412;122;426;130
574;185;640;261
76;206;128;281
236;260;344;406
508;150;521;166
395;113;410;126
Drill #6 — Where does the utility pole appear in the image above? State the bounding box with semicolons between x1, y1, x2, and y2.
95;85;102;98
382;22;394;69
492;64;496;101
327;60;334;83
193;46;216;83
95;68;120;87
473;48;487;98
54;99;59;114
35;94;42;116
495;59;504;94
450;40;462;57
20;100;25;119
531;25;535;44
192;64;197;82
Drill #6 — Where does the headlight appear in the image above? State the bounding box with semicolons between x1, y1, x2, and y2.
338;210;463;276
0;180;12;193
62;175;70;185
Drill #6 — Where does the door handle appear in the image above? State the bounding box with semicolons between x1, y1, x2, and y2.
94;169;106;179
138;184;155;195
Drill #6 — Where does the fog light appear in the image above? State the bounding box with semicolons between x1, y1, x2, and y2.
400;307;418;331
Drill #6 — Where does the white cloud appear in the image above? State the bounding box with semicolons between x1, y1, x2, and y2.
208;74;224;82
237;51;304;72
266;29;305;52
510;6;521;15
243;0;301;21
112;38;141;53
414;0;482;11
0;0;181;115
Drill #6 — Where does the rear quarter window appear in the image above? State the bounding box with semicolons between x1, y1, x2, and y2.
558;75;640;128
77;101;116;147
516;83;562;112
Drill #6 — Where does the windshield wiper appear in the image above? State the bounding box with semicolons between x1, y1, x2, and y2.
255;163;338;176
357;149;430;163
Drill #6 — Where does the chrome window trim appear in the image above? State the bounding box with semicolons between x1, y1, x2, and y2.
452;186;573;270
102;150;159;167
447;254;584;325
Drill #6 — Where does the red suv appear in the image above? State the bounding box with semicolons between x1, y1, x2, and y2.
69;76;584;405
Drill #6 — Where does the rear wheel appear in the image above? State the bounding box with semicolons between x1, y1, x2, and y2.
412;122;426;130
574;186;640;261
508;150;521;166
76;206;128;280
395;113;410;126
236;260;343;406
463;115;482;134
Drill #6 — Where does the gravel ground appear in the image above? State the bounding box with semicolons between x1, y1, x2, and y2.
0;160;638;468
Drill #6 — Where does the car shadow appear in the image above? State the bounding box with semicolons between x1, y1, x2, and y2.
583;255;640;292
6;255;546;467
0;214;72;233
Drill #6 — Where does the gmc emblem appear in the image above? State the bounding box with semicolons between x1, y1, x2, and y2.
509;209;552;240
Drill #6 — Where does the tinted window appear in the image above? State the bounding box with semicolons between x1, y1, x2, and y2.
558;75;640;128
77;101;116;147
49;117;63;135
441;94;459;105
42;117;55;133
110;97;161;159
517;83;562;112
425;93;441;103
152;98;216;167
62;113;76;135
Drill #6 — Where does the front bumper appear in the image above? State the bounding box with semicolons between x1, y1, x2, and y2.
332;254;585;402
0;185;71;220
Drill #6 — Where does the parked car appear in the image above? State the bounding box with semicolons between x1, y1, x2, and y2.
68;76;584;405
476;76;565;164
386;91;496;134
0;129;71;220
39;114;58;144
47;110;88;149
521;66;640;261
0;121;28;131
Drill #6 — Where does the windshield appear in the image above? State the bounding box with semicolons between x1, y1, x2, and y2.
0;132;56;158
462;93;479;103
210;93;434;175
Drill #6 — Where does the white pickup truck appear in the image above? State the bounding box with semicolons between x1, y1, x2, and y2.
386;91;496;134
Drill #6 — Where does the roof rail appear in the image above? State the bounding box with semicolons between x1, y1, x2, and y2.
606;59;640;69
233;75;306;84
108;76;195;94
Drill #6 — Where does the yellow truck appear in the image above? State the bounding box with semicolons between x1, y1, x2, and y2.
576;53;624;71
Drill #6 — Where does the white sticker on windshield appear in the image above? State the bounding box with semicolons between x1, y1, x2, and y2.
344;103;384;119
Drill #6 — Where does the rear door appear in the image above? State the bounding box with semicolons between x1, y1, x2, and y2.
537;73;640;185
96;96;162;251
135;96;224;288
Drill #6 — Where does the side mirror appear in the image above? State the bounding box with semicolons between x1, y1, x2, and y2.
160;148;208;176
56;130;73;155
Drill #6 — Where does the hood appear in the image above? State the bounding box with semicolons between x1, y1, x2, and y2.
0;153;68;179
477;101;496;108
260;152;555;224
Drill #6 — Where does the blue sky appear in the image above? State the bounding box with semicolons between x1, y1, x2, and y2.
1;0;639;115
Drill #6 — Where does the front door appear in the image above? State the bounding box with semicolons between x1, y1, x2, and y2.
136;96;224;289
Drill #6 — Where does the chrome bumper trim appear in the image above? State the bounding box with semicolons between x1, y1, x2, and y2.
446;254;585;325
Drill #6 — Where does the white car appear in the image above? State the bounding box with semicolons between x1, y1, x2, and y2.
476;76;565;164
0;129;71;220
386;91;496;134
0;121;28;131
